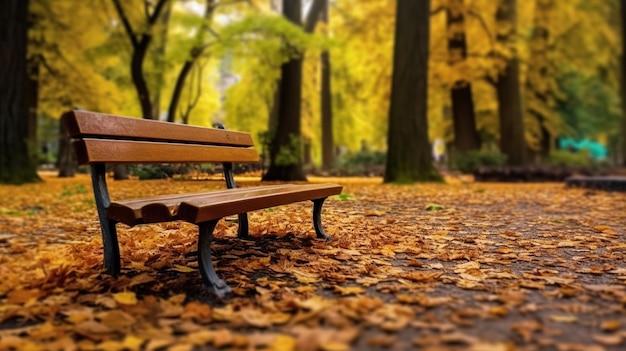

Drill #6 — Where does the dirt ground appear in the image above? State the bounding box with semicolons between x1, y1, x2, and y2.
1;172;625;351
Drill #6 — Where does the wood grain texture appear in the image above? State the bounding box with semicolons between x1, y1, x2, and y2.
62;110;254;147
73;139;259;165
107;185;299;226
178;183;343;223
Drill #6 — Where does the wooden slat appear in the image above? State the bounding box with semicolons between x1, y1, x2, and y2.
62;110;254;147
107;185;299;226
178;184;343;224
73;139;259;165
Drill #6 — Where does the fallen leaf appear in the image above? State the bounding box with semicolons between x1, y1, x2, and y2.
112;291;138;305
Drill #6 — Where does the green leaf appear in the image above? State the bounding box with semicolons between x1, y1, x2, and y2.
424;203;444;211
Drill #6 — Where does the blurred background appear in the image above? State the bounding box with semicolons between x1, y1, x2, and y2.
2;0;625;182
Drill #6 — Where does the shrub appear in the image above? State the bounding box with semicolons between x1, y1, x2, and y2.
548;150;590;167
336;149;386;175
454;150;507;174
129;164;194;180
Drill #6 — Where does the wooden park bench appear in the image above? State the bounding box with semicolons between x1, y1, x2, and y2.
62;110;343;297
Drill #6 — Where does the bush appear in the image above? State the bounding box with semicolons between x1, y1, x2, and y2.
548;150;590;167
336;149;386;176
129;164;194;180
454;150;507;174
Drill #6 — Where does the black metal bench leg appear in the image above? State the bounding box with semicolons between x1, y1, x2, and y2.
198;220;232;298
101;219;121;276
237;213;249;239
90;163;121;276
313;198;332;240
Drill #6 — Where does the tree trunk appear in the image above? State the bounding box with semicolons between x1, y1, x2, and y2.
150;3;172;120
167;59;197;123
447;0;481;153
320;0;334;171
263;0;307;181
0;0;40;184
495;0;527;166
621;0;626;167
526;0;554;163
384;0;441;183
112;0;169;120
131;38;154;119
57;113;77;177
167;0;214;123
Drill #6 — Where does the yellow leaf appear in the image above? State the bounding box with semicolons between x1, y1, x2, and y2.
488;306;509;317
7;288;43;304
122;335;145;351
365;210;384;216
334;286;365;296
549;315;577;323
113;291;138;305
320;341;351;351
172;265;196;273
269;334;297;351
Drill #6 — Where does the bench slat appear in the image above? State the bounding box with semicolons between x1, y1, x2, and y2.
107;185;299;226
73;139;259;165
63;111;254;147
178;184;343;224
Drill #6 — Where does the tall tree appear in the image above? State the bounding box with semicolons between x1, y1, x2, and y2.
495;0;526;166
525;0;555;162
112;0;169;120
621;0;626;166
263;0;325;181
384;0;442;183
263;0;307;181
167;0;215;123
447;0;481;153
151;3;173;120
320;0;334;171
0;0;40;184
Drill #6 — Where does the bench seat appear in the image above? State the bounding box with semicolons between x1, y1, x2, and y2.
109;183;342;226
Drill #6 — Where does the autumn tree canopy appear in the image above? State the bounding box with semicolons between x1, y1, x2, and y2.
1;0;625;184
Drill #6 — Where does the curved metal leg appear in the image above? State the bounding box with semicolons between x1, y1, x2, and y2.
102;219;121;276
313;198;332;241
91;163;121;276
198;220;232;298
237;213;249;239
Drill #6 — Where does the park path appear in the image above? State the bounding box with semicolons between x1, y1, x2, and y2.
1;173;625;351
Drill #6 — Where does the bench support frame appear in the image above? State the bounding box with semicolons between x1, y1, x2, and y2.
91;163;121;276
223;162;249;239
313;198;332;240
198;220;232;298
89;161;334;296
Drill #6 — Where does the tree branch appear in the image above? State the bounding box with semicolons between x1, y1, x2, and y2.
147;0;169;25
304;0;325;33
111;0;138;47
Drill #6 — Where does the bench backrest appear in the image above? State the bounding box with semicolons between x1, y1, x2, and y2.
62;111;259;165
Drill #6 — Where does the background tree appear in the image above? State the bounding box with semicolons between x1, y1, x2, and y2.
0;0;40;184
447;0;481;154
263;0;307;181
263;0;325;181
494;0;526;166
112;0;170;120
525;0;555;162
320;0;334;171
622;0;626;166
166;0;215;123
384;0;442;183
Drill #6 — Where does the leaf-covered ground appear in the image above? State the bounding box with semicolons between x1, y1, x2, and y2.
1;172;625;351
